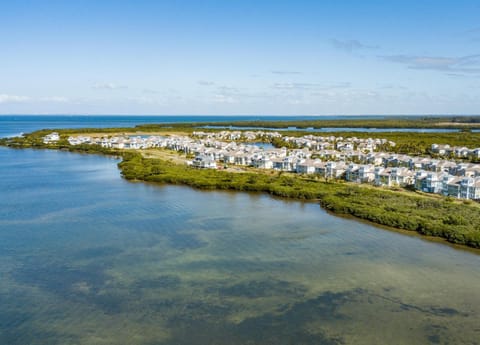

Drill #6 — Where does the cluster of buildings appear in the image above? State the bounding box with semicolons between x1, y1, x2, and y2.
193;130;395;152
431;144;480;160
42;132;60;143
192;130;282;141
49;130;480;200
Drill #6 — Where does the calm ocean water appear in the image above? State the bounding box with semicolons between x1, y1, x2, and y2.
1;116;480;344
0;115;376;138
0;115;464;137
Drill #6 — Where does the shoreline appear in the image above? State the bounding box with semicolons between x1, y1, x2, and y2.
138;178;480;255
116;152;480;250
2;124;480;251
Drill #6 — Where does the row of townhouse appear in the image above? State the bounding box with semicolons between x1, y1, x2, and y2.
431;144;480;159
66;134;480;177
342;164;480;200
290;159;480;200
192;131;393;153
67;135;170;149
351;152;480;175
343;164;414;186
198;133;386;152
65;134;480;177
193;130;243;141
193;130;282;141
283;135;394;152
203;147;311;171
65;132;394;155
191;154;217;169
415;171;480;200
63;132;480;200
43;132;60;143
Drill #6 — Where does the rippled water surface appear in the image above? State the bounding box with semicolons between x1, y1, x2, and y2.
1;147;480;345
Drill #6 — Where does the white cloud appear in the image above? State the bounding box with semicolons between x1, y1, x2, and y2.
126;96;165;105
310;89;380;101
378;84;408;90
92;82;128;90
0;95;70;104
39;96;69;102
381;54;480;74
198;80;215;86
216;85;240;94
331;39;379;53
271;70;302;75
142;88;159;94
272;82;351;90
211;94;237;104
0;94;30;104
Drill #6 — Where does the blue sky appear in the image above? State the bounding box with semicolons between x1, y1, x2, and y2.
1;0;479;115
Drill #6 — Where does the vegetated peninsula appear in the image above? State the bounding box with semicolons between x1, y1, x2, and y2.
181;115;480;130
2;117;480;250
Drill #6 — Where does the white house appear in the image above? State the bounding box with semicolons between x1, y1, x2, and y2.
43;132;60;143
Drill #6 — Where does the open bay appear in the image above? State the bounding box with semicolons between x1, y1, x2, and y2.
2;116;480;344
1;146;480;344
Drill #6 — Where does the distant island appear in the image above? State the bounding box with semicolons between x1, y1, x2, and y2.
2;116;480;250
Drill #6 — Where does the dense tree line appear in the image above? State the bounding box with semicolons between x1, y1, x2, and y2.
119;152;480;249
166;116;480;129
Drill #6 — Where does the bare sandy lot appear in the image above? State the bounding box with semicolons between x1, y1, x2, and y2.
435;122;480;127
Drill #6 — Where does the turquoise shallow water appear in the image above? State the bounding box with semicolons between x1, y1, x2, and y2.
1;147;480;344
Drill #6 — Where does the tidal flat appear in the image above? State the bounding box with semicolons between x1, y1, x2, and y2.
1;147;480;344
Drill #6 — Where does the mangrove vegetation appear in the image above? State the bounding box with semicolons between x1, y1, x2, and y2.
3;122;480;250
118;151;480;249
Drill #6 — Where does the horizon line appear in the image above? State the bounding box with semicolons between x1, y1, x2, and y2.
1;114;480;117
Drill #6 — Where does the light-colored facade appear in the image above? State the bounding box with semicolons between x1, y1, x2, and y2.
64;132;480;200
